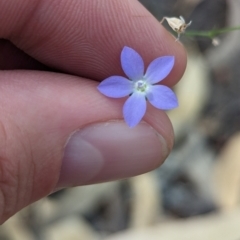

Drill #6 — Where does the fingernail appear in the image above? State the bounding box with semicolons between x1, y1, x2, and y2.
56;121;169;188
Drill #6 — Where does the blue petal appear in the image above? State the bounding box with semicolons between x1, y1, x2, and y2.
121;46;144;81
146;85;178;110
145;56;175;84
123;92;146;128
98;76;133;98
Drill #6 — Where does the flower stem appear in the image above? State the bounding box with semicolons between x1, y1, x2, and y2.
185;26;240;39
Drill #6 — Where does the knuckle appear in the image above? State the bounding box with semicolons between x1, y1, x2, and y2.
0;119;18;223
0;119;33;223
0;156;18;223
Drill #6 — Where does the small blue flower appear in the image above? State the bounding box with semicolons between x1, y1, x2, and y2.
97;46;178;128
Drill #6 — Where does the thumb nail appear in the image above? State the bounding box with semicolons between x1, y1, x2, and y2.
56;121;169;188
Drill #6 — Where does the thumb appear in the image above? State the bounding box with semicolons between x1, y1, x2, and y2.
0;71;173;223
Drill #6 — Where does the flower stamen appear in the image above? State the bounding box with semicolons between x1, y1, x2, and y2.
135;80;148;92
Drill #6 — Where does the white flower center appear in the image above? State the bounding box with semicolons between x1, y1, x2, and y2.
134;80;149;93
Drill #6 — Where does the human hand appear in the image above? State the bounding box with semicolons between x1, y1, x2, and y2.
0;0;186;223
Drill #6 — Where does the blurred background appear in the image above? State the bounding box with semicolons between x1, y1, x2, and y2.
1;0;240;239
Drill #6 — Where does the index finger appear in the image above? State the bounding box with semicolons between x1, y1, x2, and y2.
1;0;186;85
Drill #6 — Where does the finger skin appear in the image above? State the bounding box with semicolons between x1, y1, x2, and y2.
0;0;187;223
0;0;186;85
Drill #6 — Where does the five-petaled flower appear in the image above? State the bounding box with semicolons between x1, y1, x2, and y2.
97;46;178;128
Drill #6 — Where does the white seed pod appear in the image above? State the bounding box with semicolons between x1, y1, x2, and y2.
160;16;192;41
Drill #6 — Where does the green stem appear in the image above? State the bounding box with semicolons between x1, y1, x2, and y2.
185;26;240;39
